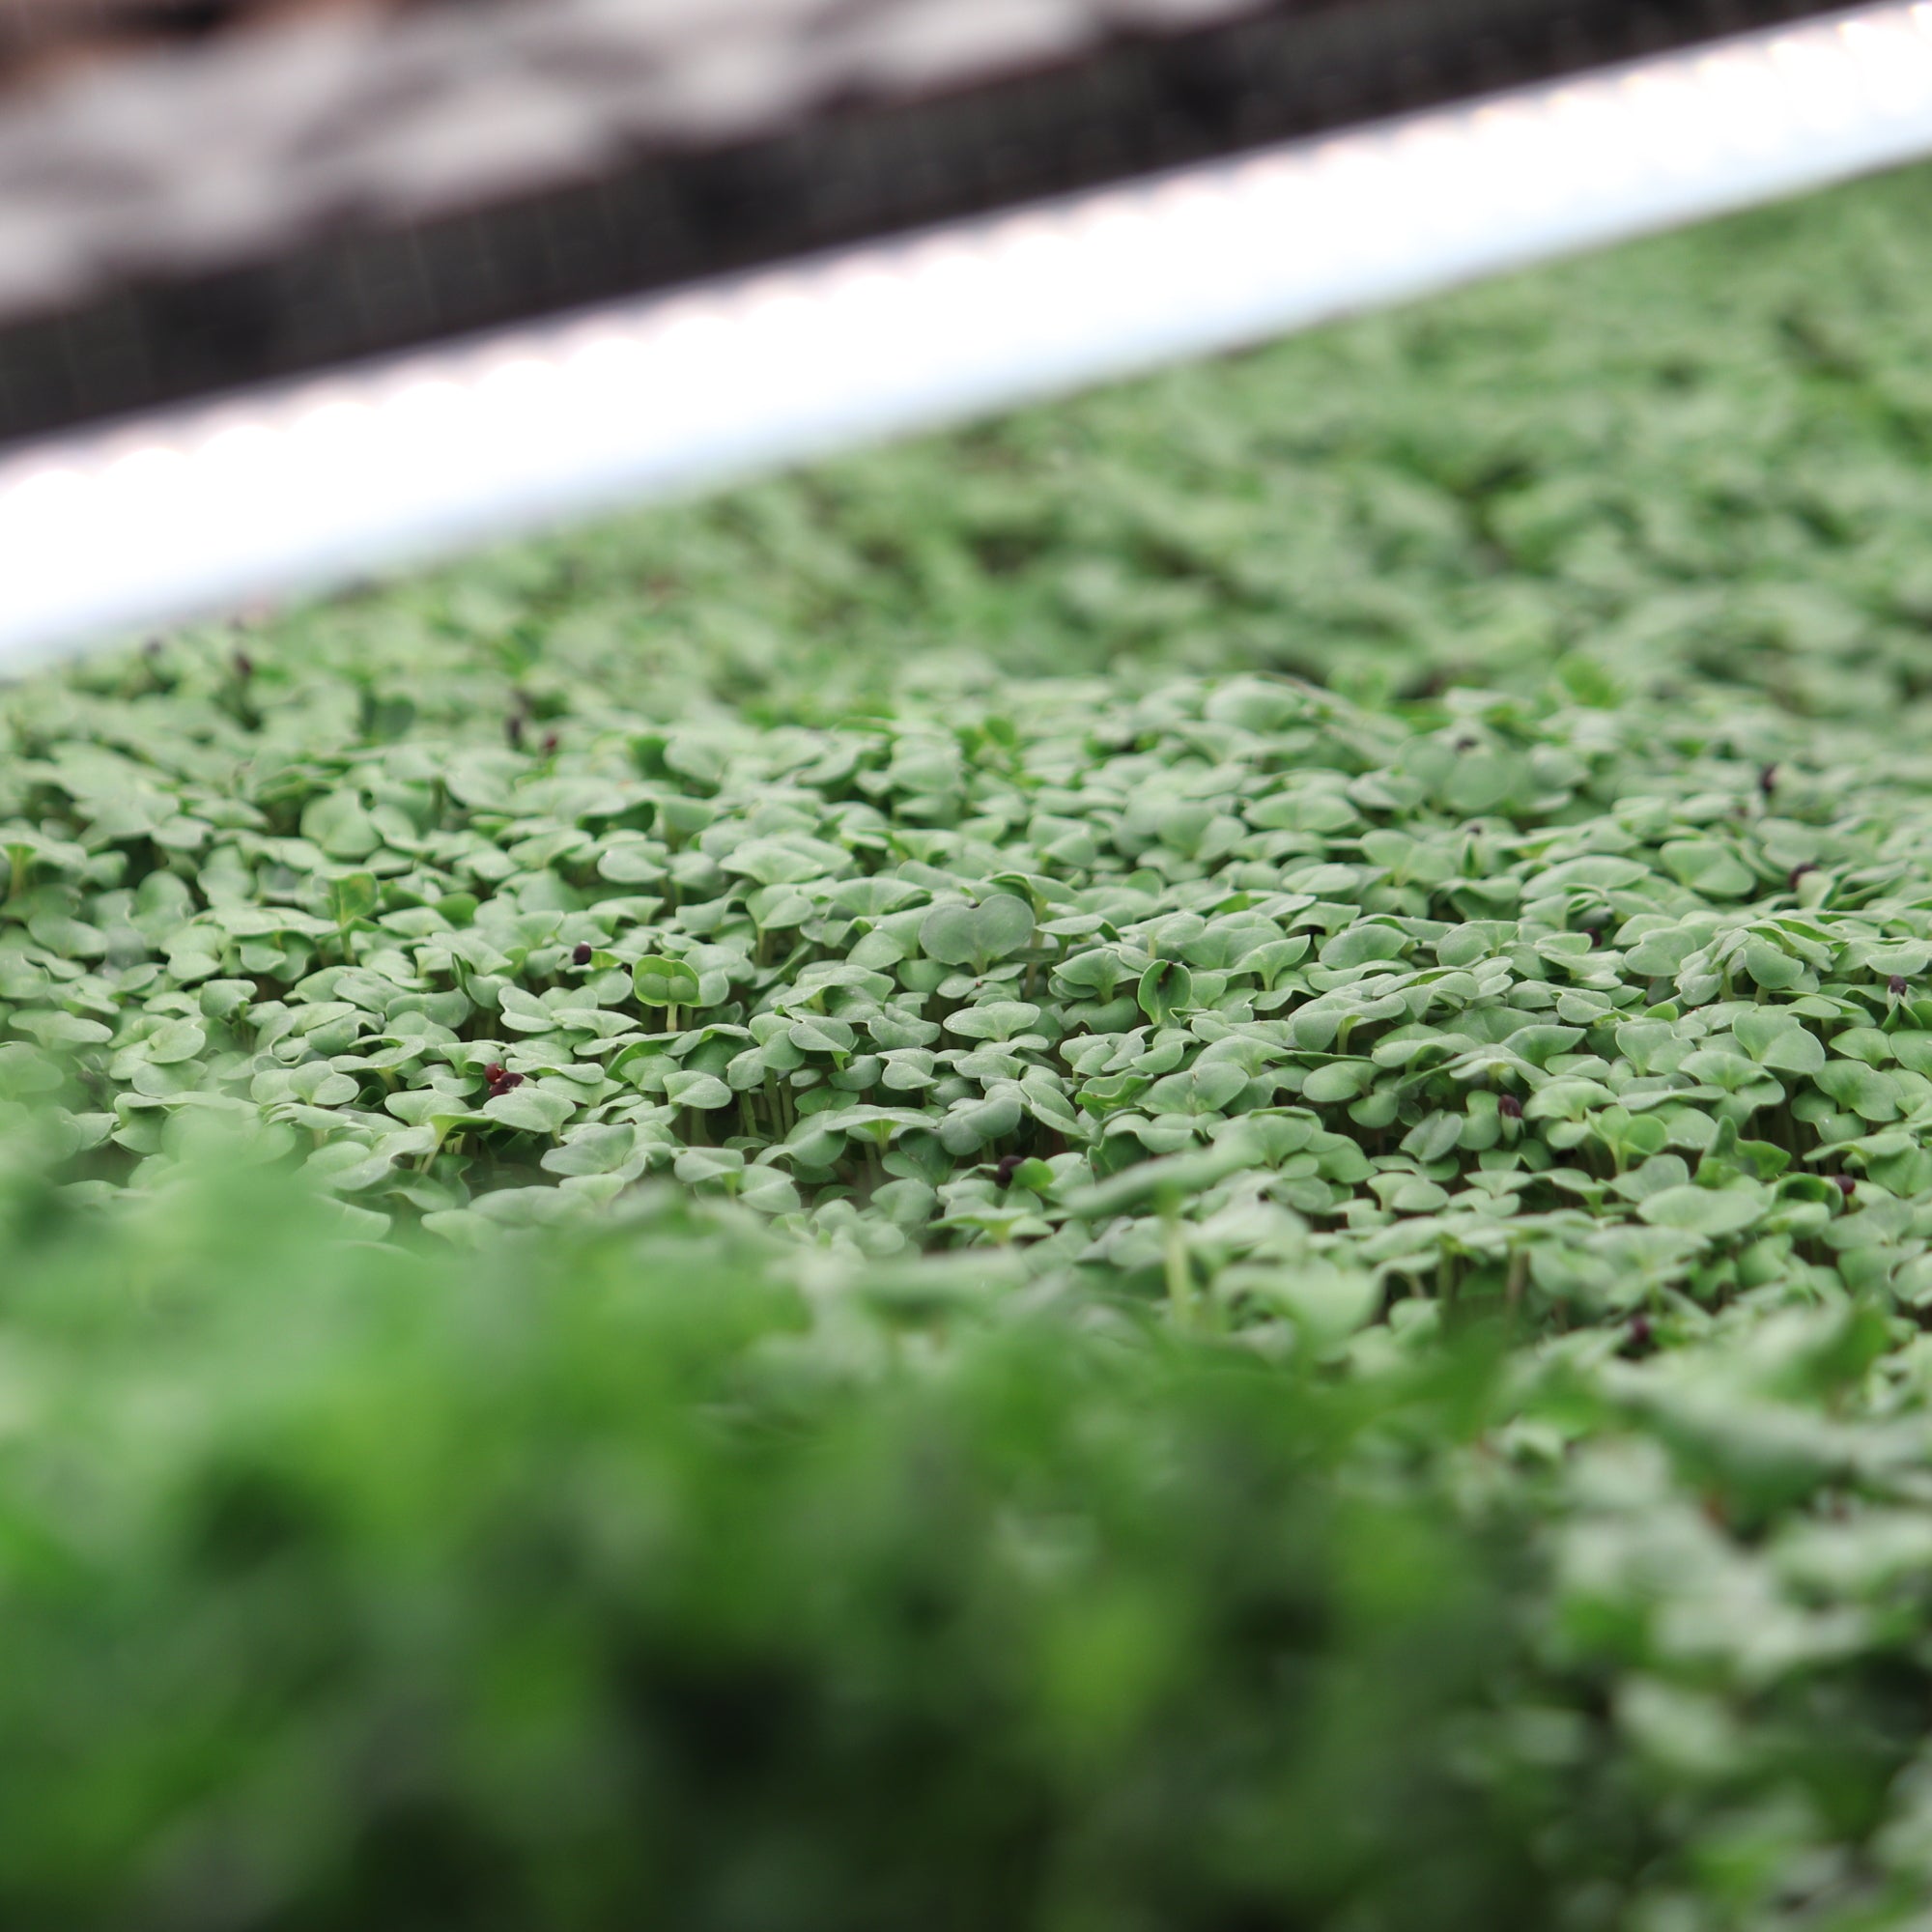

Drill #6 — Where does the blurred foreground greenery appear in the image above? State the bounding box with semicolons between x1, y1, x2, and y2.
7;1157;1932;1932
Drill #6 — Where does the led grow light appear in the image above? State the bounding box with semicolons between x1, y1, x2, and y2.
3;0;1932;668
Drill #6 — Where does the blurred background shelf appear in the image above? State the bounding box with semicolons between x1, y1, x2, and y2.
0;0;1853;444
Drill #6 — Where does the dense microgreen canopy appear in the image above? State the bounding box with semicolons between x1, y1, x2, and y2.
10;634;1932;1340
5;157;1932;1932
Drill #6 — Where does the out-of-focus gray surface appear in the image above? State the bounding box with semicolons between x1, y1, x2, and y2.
0;0;1270;317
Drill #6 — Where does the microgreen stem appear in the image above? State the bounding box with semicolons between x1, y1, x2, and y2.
1163;1208;1193;1330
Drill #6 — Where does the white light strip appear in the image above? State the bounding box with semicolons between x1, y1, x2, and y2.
4;1;1932;668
